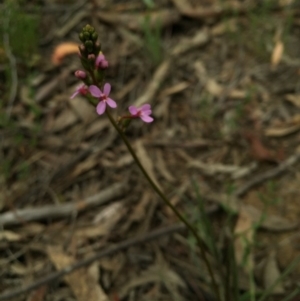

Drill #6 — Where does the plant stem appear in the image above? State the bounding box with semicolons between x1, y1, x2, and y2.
105;109;222;301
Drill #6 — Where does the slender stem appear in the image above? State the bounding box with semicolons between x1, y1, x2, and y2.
105;109;222;301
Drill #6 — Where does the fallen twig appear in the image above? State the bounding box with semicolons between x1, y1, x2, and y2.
0;182;127;227
235;152;300;197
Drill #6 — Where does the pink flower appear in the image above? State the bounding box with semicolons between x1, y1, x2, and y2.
70;84;88;99
89;83;117;115
95;54;108;69
129;104;153;123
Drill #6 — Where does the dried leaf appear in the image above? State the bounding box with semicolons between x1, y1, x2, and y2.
211;19;237;36
260;213;297;231
206;78;223;96
242;204;297;232
159;81;190;97
129;191;151;223
234;207;254;274
93;201;125;225
135;140;162;190
47;246;109;301
155;150;176;182
0;230;21;241
264;251;285;294
285;94;300;108
194;61;245;98
271;41;284;68
97;10;180;32
188;160;257;179
119;263;185;299
279;0;294;7
27;286;48;301
50;109;78;132
265;124;300;137
244;132;278;162
73;203;125;239
69;96;96;123
85;119;109;138
171;0;192;13
52;42;79;65
71;153;99;178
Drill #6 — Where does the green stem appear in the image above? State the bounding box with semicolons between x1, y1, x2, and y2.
105;109;222;301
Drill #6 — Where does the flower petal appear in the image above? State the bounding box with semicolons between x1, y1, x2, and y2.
129;106;138;115
142;109;152;116
89;85;101;98
106;98;117;108
141;104;151;111
70;90;79;99
103;83;111;96
140;115;154;123
96;101;106;115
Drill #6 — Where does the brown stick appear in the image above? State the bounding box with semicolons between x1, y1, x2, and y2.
235;152;300;197
0;182;127;227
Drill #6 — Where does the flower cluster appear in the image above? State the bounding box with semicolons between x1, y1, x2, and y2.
71;24;153;126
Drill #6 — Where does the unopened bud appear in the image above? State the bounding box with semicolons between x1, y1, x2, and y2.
91;32;98;41
95;54;108;69
83;32;90;40
79;44;86;56
79;33;85;42
85;40;93;52
94;41;101;53
88;54;95;61
75;70;86;79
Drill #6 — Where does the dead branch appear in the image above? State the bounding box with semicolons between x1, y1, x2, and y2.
0;182;127;227
235;152;300;197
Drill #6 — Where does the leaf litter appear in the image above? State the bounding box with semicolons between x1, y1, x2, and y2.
1;0;300;300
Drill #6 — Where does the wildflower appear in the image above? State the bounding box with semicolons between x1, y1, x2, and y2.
95;53;108;69
129;104;153;123
70;84;88;99
89;83;117;115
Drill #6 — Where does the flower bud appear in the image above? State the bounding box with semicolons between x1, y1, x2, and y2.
95;54;109;69
88;54;96;61
83;24;94;34
94;42;101;52
79;44;86;56
75;70;86;79
79;33;85;42
91;32;98;41
85;40;93;52
83;32;90;41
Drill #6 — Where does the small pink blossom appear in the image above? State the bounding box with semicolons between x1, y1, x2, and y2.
129;104;153;123
95;54;108;69
70;84;88;99
89;83;117;115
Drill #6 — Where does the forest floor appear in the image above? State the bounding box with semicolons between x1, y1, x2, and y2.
1;0;300;300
